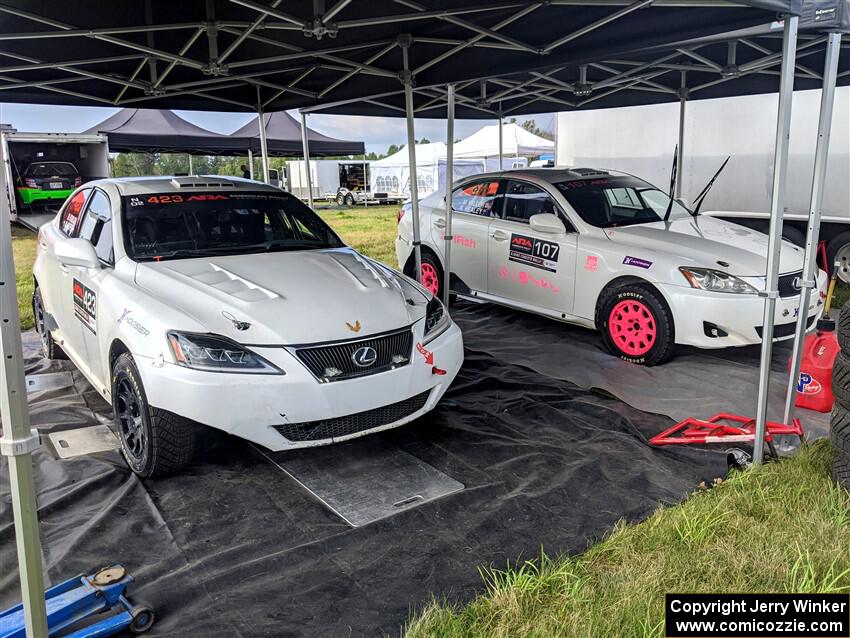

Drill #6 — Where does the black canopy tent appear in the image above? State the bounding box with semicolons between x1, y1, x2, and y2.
0;1;830;635
230;110;364;156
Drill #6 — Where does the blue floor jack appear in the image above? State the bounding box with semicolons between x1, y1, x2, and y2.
0;565;154;637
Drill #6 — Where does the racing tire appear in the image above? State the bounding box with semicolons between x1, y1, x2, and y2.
833;451;850;491
837;301;850;353
832;350;850;407
827;231;850;284
336;192;345;206
831;399;850;457
32;288;64;360
111;353;195;478
419;252;443;298
781;225;805;248
344;193;355;206
598;284;675;366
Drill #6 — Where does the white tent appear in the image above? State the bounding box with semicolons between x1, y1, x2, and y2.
370;141;485;198
452;122;554;162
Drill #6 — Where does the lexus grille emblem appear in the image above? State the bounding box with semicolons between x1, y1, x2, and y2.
352;346;378;367
792;277;802;291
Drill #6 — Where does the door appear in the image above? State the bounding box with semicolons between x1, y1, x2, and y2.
434;178;503;294
487;179;577;313
67;188;115;384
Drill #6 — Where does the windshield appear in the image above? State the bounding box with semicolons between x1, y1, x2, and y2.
28;162;77;176
555;176;690;228
121;191;344;262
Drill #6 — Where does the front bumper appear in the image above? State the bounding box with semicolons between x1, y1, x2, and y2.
135;321;464;451
659;269;827;349
17;187;73;205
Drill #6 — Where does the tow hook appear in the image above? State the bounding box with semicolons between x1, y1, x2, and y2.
432;367;446;376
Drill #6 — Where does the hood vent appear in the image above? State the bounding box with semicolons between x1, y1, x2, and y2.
328;252;391;289
169;262;279;302
170;176;235;189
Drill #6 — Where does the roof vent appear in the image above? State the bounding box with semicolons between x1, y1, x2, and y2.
570;168;609;177
170;176;235;189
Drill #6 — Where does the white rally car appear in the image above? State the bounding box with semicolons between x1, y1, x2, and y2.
396;168;826;366
33;176;463;477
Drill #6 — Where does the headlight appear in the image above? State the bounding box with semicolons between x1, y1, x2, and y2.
166;331;283;374
423;296;449;343
679;267;757;294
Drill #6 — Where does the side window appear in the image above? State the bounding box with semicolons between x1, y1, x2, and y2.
503;181;558;224
78;190;114;265
451;180;502;217
60;189;90;236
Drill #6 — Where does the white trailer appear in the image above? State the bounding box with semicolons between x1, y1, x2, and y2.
287;159;402;205
2;130;110;229
556;87;850;278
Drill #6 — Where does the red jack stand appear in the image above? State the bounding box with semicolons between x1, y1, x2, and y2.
649;413;804;447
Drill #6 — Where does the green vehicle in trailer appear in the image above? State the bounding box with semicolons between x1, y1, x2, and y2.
18;161;81;206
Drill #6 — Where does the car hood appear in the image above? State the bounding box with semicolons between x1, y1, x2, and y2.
134;248;429;344
603;216;805;276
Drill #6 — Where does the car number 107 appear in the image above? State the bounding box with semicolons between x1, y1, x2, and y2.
533;242;559;260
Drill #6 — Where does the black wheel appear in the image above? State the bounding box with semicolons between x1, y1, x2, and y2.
832;350;850;407
336;192;345;206
781;225;805;247
129;605;155;634
345;193;355;206
827;231;850;284
32;288;64;360
837;301;850;353
831;399;850;457
833;451;850;491
111;353;195;478
597;284;675;366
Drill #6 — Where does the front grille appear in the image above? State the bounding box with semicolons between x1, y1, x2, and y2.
777;270;804;298
293;327;413;382
756;315;815;339
274;389;431;442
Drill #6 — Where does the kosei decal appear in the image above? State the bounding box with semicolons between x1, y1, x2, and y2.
585;255;599;271
509;233;560;273
623;256;652;269
416;342;434;365
796;372;822;395
72;279;97;334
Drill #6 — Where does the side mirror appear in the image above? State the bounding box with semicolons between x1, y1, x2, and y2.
55;238;100;269
529;213;566;235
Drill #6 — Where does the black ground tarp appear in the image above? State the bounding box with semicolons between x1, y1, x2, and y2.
230;111;365;157
1;311;726;637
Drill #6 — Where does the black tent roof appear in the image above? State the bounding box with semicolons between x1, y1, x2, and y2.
0;0;807;118
83;108;247;155
230;111;364;156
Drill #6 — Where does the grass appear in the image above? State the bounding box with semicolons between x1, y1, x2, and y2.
11;224;37;331
317;203;399;266
405;441;850;638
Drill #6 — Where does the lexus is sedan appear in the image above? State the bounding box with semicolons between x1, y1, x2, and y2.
33;176;463;477
396;168;825;366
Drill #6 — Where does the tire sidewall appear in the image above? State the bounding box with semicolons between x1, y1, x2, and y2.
345;194;355;206
420;252;443;297
599;286;673;366
111;354;155;476
33;289;54;359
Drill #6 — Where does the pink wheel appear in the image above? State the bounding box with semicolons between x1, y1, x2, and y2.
608;299;657;357
420;261;440;296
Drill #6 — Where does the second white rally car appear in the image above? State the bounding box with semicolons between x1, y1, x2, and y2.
396;168;826;366
33;176;463;477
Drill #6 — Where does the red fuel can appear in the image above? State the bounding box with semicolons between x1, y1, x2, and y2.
789;323;839;412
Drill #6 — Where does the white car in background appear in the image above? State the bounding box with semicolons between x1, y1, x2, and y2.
33;176;463;477
396;168;826;366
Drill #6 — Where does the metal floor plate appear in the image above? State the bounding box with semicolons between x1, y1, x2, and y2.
255;439;464;527
47;425;120;459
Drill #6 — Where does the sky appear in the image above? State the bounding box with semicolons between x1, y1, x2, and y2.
0;103;557;156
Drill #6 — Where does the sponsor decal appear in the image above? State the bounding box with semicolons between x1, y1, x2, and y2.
623;256;652;269
440;233;477;249
796;372;822;395
508;233;560;273
498;266;560;295
416;342;434;365
122;191;292;208
72;279;97;334
346;320;362;333
585;255;598;271
117;308;150;337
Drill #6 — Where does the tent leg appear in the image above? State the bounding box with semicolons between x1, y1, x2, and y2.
363;154;368;208
257;93;270;185
443;83;455;306
247;149;254;180
783;31;842;425
402;43;422;283
0;125;49;638
498;110;503;170
753;15;798;465
188;153;193;175
676;72;687;199
300;110;314;210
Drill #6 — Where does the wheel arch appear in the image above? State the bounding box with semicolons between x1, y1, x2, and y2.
402;243;442;279
109;338;132;370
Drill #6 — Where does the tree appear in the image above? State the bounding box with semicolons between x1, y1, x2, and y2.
519;119;554;141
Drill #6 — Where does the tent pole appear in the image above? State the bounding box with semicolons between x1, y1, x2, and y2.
0;125;49;638
300;109;314;210
402;40;422;283
498;108;503;170
363;153;368;208
443;83;455;306
188;153;193;175
247;149;254;180
256;90;270;184
676;71;687;199
783;31;842;425
753;15;798;465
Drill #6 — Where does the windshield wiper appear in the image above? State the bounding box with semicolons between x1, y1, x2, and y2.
691;156;731;216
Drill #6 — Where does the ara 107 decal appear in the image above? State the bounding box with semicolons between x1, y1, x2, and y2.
509;233;560;273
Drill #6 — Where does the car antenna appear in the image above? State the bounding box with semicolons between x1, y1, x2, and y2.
691;156;730;217
662;145;678;222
